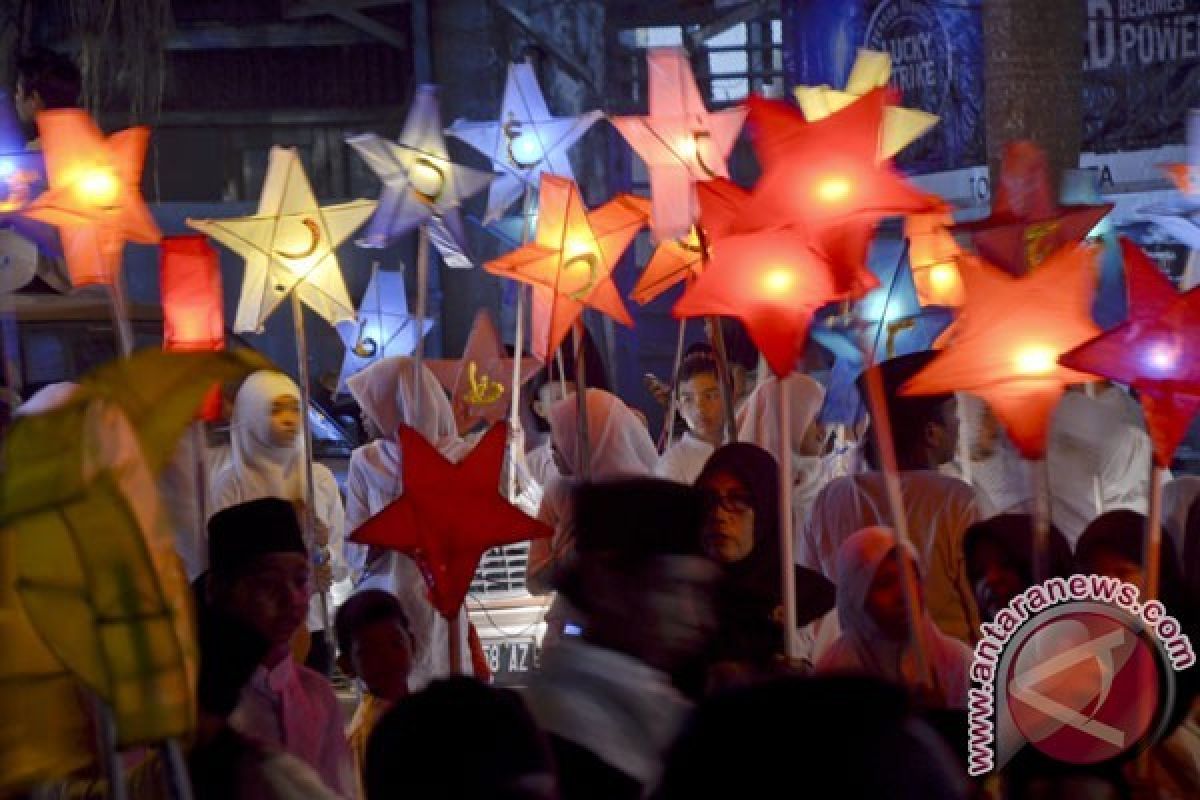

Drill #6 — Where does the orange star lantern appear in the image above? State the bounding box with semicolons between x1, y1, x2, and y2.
1060;239;1200;467
22;109;161;286
902;242;1102;458
673;228;838;377
349;423;551;618
905;212;965;307
427;309;540;427
160;235;225;420
739;90;946;235
484;175;648;361
953;141;1111;276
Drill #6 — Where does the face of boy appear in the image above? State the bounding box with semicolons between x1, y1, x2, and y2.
351;620;413;702
678;373;723;443
227;553;311;653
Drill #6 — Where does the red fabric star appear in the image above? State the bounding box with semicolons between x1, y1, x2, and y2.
426;309;540;426
902;242;1102;459
1059;239;1200;466
349;423;551;618
953;141;1112;276
484;175;648;361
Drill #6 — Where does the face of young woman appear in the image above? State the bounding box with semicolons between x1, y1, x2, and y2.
699;471;755;564
269;394;301;446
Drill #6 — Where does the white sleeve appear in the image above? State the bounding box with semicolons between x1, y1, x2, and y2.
342;452;372;578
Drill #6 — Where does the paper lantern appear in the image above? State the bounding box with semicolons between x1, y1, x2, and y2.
484;175;648;361
160;235;225;420
349;423;551;618
346;85;494;264
905;212;965;307
738;89;946;236
673;227;838;377
21;109;161;287
427;309;540;427
793;48;938;159
187;147;376;334
856;236;955;362
334;266;433;396
902;242;1102;459
611;47;746;242
1059;239;1200;467
953;141;1111;276
446;60;602;225
0;93;42;216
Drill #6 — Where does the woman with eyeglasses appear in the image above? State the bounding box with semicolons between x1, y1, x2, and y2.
693;443;835;692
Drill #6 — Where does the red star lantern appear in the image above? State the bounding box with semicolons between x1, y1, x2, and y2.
738;90;946;235
427;309;540;427
22;110;161;287
673;228;838;377
1060;239;1200;467
484;175;648;361
953;141;1111;276
902;242;1102;459
349;423;551;618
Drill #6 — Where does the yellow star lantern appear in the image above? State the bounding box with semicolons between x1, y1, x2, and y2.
187;147;377;333
793;48;938;159
22;109;161;287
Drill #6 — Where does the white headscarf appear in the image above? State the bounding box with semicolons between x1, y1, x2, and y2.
225;370;305;501
545;388;657;479
818;526;971;708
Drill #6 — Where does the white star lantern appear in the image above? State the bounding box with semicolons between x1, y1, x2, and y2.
346;85;494;266
188;147;377;333
446;60;602;225
611;47;746;242
334;265;433;395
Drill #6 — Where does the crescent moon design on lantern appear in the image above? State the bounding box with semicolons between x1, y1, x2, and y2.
560;252;599;301
274;217;322;261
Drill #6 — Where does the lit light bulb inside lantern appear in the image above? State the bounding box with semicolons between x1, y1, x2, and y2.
0;158;15;178
508;132;543;168
761;267;797;296
409;156;445;203
815;175;852;204
1013;344;1057;377
1144;340;1179;374
676;136;697;160
928;262;959;295
74;166;119;208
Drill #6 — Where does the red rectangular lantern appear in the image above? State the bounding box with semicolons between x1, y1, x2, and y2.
161;234;224;418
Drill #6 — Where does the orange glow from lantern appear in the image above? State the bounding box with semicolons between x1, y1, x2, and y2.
928;262;958;295
816;175;852;204
1013;344;1057;377
161;234;225;420
761;267;797;296
73;166;119;208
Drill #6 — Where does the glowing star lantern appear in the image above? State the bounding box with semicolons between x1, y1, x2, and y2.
902;242;1102;459
953;141;1112;276
1059;239;1200;467
611;48;746;242
346;85;494;262
793;48;938;160
856;236;956;362
160;235;225;420
905;212;965;307
21;109;161;287
187;147;376;334
349;423;551;618
334;266;433;396
739;90;946;235
447;60;602;225
484;175;648;361
673;228;838;377
427;309;539;426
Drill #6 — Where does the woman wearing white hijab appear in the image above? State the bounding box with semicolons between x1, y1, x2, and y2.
343;356;472;687
816;527;971;709
210;370;348;670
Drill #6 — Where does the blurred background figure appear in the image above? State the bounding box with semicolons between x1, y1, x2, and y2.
963;514;1072;623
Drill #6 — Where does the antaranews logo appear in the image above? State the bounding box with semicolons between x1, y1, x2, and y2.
967;574;1195;776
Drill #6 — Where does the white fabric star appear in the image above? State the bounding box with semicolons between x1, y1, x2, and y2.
334;265;433;396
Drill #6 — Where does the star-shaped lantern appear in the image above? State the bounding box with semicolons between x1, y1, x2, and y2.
427;309;540;427
349;423;551;618
22;109;161;287
793;48;938;160
334;265;433;396
738;89;946;236
346;84;494;265
447;60;602;225
484;174;648;361
188;146;377;334
953;141;1111;276
611;47;746;242
856;235;955;362
905;212;965;307
902;242;1102;459
1060;239;1200;467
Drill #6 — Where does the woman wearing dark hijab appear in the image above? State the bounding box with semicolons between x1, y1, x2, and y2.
1077;510;1192;625
963;513;1073;623
694;443;834;687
